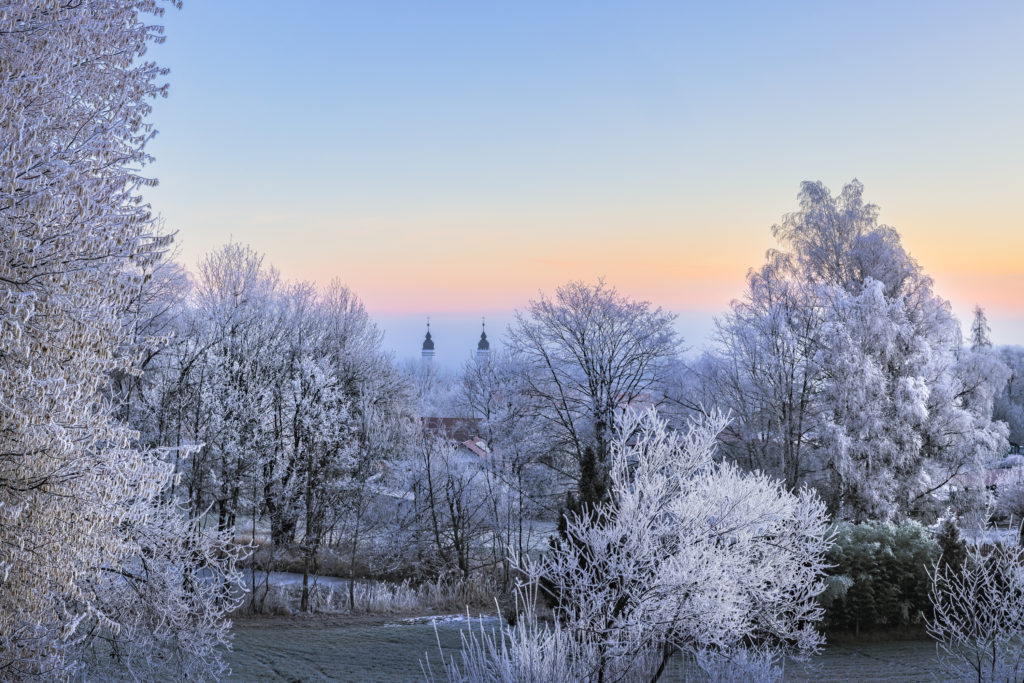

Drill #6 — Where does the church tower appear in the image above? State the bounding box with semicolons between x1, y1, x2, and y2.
421;319;435;364
476;318;490;363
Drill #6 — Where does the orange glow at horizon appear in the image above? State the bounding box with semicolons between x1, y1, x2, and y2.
172;203;1024;321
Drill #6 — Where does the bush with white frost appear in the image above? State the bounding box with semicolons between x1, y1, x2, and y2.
928;542;1024;682
434;410;831;682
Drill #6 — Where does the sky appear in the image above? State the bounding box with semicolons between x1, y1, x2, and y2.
144;1;1024;364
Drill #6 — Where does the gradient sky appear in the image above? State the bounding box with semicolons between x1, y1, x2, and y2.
144;1;1024;362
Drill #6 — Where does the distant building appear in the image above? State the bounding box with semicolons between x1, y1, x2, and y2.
421;416;491;464
419;317;493;365
421;417;481;443
416;320;497;461
421;321;435;364
476;321;490;363
459;437;490;460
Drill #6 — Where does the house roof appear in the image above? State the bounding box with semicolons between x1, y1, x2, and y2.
460;438;490;459
421;416;481;443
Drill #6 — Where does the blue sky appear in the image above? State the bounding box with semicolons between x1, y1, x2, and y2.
144;1;1024;362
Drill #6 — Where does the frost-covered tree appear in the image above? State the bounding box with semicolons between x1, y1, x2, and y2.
317;280;415;605
442;410;831;682
704;180;1008;521
119;242;416;615
676;267;821;491
78;502;242;681
194;243;283;532
928;542;1024;682
994;346;1024;452
110;252;191;435
458;351;550;583
412;433;494;582
406;355;463;418
971;305;993;352
0;1;241;678
994;469;1024;546
507;279;681;488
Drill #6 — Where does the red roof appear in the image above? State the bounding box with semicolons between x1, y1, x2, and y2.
421;417;481;443
460;438;490;459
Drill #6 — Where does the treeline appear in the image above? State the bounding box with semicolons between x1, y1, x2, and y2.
113;183;1024;611
113;243;557;612
113;244;415;609
99;183;1024;649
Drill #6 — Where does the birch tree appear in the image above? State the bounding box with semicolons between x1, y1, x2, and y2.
705;181;1008;521
507;279;680;488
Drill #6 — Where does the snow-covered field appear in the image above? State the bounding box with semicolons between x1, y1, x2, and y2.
225;617;955;682
226;574;956;681
226;614;496;682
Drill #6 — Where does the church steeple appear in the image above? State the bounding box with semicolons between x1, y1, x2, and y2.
476;317;489;362
422;318;435;363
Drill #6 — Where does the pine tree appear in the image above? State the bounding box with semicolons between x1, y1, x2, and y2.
936;517;968;576
970;305;992;351
556;446;608;538
545;446;609;617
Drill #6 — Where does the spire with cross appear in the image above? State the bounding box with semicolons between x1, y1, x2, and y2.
421;317;435;362
476;316;490;362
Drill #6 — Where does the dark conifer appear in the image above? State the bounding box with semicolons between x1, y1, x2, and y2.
936;517;967;576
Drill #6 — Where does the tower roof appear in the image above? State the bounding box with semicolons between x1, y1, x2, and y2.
477;319;489;351
422;323;435;351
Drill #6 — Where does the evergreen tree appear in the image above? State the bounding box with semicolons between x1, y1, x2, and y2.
545;446;609;616
556;446;608;538
936;517;968;576
970;305;993;351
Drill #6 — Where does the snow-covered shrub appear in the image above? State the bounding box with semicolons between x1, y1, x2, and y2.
426;587;610;683
995;471;1024;544
928;543;1024;682
948;483;993;531
437;410;831;682
241;573;496;616
693;647;784;683
279;580;424;614
417;573;497;613
820;521;938;632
